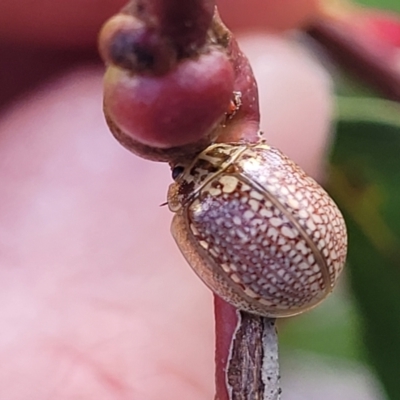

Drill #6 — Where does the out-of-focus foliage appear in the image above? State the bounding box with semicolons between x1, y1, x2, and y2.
281;97;400;400
280;2;400;399
328;98;400;400
355;0;400;13
279;286;365;362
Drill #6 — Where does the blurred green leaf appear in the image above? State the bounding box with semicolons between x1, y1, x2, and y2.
355;0;400;13
328;97;400;400
279;289;365;362
335;70;380;99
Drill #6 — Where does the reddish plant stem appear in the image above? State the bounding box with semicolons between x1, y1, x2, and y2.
306;17;400;102
103;0;215;75
210;19;267;392
129;0;215;55
120;0;216;58
227;39;260;134
214;296;281;400
211;13;260;143
214;296;238;400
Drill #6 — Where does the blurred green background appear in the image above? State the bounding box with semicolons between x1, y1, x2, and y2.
356;0;400;12
279;1;400;399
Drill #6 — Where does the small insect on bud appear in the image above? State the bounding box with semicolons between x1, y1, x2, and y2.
167;142;347;317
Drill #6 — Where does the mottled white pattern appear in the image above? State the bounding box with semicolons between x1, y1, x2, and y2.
168;143;347;317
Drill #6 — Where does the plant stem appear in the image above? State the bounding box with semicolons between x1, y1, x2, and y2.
121;0;215;58
214;297;281;400
306;17;400;102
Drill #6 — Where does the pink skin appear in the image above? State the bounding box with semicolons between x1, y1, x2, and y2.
0;1;331;398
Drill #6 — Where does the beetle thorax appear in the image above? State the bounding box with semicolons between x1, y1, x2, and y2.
168;143;246;212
